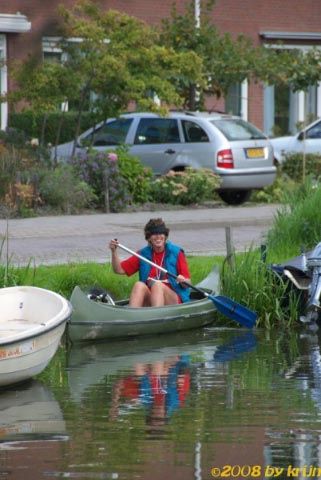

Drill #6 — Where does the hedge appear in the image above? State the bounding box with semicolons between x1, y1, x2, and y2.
8;110;102;145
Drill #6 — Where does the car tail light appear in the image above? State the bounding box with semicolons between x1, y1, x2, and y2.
217;149;234;168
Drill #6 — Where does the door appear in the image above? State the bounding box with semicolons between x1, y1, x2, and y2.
130;118;182;175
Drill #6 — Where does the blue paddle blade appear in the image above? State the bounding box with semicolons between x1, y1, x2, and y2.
213;332;257;362
209;294;257;328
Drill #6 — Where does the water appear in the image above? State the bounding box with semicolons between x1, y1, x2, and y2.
1;327;321;479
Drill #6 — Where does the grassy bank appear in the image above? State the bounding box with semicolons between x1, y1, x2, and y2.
0;255;221;300
1;180;320;328
0;251;301;329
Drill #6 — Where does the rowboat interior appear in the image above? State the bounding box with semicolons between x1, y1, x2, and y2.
0;286;70;344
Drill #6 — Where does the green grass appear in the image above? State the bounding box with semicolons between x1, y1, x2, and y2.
0;256;222;299
221;249;301;328
267;180;321;260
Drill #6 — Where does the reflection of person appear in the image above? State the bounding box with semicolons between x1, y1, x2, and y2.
109;218;191;307
109;356;191;424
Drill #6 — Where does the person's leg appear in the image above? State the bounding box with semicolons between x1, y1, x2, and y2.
129;281;151;307
150;282;179;307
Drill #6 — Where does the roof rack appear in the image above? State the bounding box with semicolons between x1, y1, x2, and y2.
169;109;227;116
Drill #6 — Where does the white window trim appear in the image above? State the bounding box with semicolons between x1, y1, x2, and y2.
0;13;31;33
240;80;248;121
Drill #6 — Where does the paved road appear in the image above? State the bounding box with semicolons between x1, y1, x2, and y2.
0;204;281;266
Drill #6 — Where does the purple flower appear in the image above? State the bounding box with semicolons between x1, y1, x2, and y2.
108;152;118;162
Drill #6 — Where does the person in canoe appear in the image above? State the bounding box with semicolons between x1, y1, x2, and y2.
109;218;191;307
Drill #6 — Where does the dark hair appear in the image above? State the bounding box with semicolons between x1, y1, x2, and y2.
144;218;169;240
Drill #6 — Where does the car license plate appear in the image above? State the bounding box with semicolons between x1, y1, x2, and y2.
246;148;264;158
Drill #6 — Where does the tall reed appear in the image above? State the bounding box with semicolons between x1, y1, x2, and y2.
221;249;301;328
267;180;321;260
0;239;35;287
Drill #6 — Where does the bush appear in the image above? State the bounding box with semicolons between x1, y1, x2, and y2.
69;147;153;211
38;164;97;214
251;170;297;204
116;145;152;204
9;110;101;145
69;149;132;212
0;135;50;217
281;152;321;182
149;168;220;205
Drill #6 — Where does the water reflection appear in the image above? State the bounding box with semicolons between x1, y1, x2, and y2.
0;380;67;479
67;329;257;413
8;327;321;479
0;380;66;443
108;354;191;427
265;332;321;472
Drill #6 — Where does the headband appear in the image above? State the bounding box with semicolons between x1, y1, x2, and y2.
146;225;168;235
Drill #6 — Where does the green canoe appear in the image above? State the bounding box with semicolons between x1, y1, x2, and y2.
68;267;220;343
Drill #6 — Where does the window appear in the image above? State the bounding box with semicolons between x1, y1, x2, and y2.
306;121;321;139
226;83;242;116
83;118;133;146
182;121;209;143
134;119;180;144
262;39;321;135
274;84;292;135
211;118;266;141
305;85;318;123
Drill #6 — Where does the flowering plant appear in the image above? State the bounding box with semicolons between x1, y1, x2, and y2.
150;168;220;205
69;149;131;212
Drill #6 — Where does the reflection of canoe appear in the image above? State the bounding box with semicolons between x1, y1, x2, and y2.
67;329;257;402
68;267;220;343
0;286;72;387
0;380;66;442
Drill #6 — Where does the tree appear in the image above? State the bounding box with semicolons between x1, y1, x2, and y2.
5;58;75;147
160;0;257;109
160;0;321;110
57;0;203;153
4;0;202;153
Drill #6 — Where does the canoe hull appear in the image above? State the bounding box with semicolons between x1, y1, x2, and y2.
0;286;72;387
68;268;220;342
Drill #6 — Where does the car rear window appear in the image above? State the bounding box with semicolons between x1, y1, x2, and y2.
88;118;133;146
210;119;267;141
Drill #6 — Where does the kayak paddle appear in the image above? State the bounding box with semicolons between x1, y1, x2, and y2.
116;242;257;328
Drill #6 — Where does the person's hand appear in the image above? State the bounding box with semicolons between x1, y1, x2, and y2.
176;275;189;286
109;239;119;252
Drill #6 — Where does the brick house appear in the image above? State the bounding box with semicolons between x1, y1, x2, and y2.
1;0;321;135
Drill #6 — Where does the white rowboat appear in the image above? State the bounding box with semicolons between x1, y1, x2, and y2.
0;286;72;387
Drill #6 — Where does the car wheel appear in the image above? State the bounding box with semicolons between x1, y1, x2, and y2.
218;190;252;205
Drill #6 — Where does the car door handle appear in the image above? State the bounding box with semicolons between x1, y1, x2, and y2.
164;149;176;154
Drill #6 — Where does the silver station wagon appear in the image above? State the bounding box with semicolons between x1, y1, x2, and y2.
54;111;276;205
